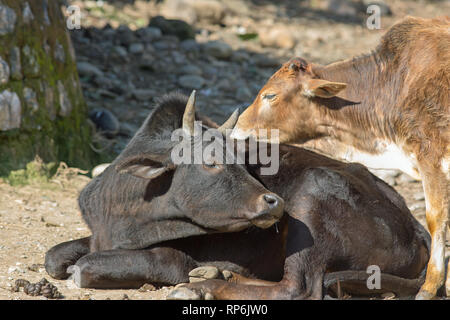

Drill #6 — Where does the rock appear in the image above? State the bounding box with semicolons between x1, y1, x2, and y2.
23;87;39;113
172;51;187;64
149;16;195;41
408;202;426;212
178;64;203;76
252;54;280;68
190;0;226;24
259;26;295;49
22;46;40;77
139;53;155;71
110;46;129;63
381;292;396;299
42;0;50;25
413;192;425;201
189;266;220;279
216;78;232;92
162;0;226;24
327;0;359;17
396;173;420;184
153;36;179;50
0;57;10;84
77;61;103;78
88;108;120;137
0;90;21;131
0;4;16;35
204;292;214;300
129;43;145;55
119;122;139;137
92;163;111;177
133;89;154;101
178;74;205;89
57;81;72;117
160;0;197;24
9;47;22;80
22;2;34;24
231;50;250;63
369;169;400;186
236;85;253;102
180;39;199;51
54;40;65;63
138;283;156;292
43;84;56;120
203;41;232;60
116;25;137;47
136;27;162;43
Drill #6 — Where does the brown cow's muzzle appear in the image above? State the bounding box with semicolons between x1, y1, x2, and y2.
251;193;284;229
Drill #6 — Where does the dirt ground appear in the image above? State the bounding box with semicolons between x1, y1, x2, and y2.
1;0;449;300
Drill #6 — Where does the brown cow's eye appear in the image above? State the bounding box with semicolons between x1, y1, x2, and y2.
263;94;276;100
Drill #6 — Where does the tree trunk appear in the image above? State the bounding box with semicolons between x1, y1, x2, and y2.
0;0;96;176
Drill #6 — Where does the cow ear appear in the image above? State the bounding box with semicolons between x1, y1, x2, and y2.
116;157;174;179
303;79;347;98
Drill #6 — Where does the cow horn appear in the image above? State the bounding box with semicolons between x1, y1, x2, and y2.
218;108;240;134
182;90;196;136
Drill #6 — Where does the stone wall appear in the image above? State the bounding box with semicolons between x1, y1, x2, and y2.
0;0;97;176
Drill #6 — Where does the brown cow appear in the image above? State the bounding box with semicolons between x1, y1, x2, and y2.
231;16;449;299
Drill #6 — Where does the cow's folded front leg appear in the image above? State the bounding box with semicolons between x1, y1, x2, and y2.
67;247;197;289
188;266;277;286
45;237;91;280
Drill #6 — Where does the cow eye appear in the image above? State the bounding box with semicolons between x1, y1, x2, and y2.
263;94;276;100
203;162;220;169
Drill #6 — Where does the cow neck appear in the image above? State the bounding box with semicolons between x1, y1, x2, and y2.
311;49;403;154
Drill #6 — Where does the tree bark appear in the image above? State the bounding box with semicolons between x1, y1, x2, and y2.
0;0;96;176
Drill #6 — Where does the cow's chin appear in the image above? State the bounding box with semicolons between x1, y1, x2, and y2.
251;216;279;229
213;221;254;233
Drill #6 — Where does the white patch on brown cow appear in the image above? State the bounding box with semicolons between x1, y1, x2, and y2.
441;158;449;179
338;141;421;180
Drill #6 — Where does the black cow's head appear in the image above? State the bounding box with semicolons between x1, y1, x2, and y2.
115;91;284;240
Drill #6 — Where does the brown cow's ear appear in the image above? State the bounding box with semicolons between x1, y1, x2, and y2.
116;157;174;179
303;79;347;98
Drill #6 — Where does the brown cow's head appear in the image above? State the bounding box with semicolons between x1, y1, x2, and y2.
231;57;347;143
115;91;284;237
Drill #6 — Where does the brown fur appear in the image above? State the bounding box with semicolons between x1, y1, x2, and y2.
233;16;450;299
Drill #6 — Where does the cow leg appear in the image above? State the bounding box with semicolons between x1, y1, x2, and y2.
416;165;449;299
221;270;278;286
169;252;325;300
168;278;298;300
67;247;197;289
188;266;277;286
45;237;91;280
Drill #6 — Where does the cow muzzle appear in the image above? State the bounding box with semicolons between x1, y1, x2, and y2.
251;193;284;229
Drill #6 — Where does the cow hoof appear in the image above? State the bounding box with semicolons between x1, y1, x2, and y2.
189;266;220;283
167;287;202;300
222;270;232;280
415;290;435;300
66;265;82;288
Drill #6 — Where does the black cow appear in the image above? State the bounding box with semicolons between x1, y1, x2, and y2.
45;92;430;299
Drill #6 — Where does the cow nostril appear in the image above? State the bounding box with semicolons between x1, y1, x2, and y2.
263;194;278;207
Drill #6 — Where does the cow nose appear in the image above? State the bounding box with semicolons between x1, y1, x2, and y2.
261;193;284;218
252;193;284;229
263;194;279;208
